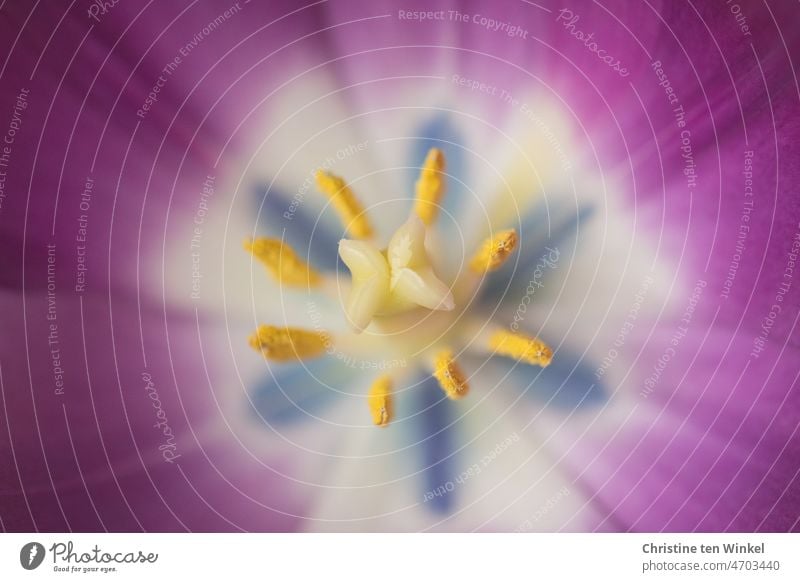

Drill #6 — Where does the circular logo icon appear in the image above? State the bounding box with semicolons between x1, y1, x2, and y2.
20;542;45;570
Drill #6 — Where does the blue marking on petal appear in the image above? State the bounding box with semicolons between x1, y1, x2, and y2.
481;203;595;302
248;358;350;427
408;114;468;231
481;343;606;411
404;374;459;514
253;184;343;271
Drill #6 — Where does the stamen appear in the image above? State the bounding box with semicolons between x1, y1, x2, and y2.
315;170;373;239
489;330;553;367
367;375;393;427
469;229;518;273
433;350;469;399
413;148;446;225
248;325;330;362
244;237;321;287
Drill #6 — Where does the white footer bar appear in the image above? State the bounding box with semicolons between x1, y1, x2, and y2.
1;533;798;581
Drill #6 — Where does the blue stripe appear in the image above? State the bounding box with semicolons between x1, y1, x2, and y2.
481;203;595;302
253;184;344;271
474;343;606;412
398;373;460;514
248;358;355;427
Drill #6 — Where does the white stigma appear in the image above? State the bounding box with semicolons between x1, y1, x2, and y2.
338;215;454;332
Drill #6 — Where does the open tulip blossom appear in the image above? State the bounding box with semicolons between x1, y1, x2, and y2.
1;0;798;535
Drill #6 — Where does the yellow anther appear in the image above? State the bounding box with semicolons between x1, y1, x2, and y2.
367;375;393;427
433;350;469;400
248;325;330;362
470;229;518;273
413;148;446;225
489;330;553;367
315;170;373;239
244;237;321;287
